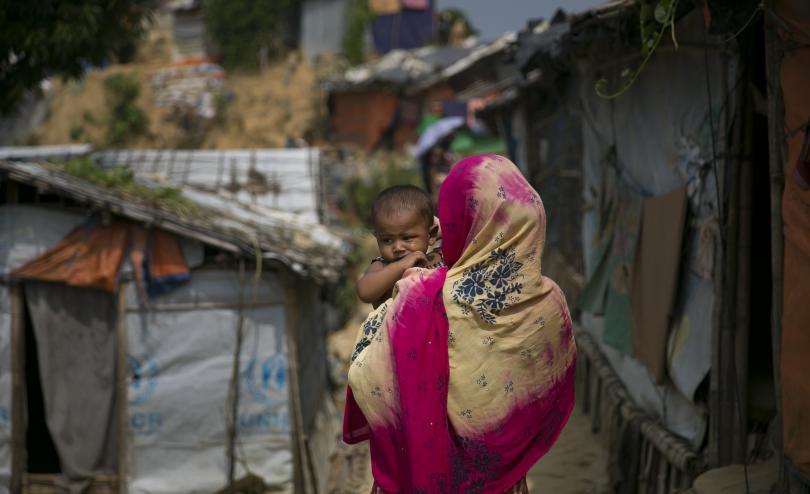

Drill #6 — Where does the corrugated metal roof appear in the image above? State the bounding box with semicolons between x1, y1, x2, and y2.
0;161;347;283
515;0;638;71
0;145;93;161
325;45;476;91
411;32;518;93
94;148;322;222
514;20;572;71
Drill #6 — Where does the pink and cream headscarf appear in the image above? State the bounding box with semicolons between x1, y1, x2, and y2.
345;154;576;493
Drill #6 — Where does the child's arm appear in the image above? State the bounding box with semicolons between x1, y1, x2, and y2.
356;251;429;304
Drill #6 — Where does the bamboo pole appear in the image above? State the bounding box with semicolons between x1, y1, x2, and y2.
116;287;129;493
581;357;591;414
763;0;786;489
709;48;747;466
734;71;755;464
591;376;602;434
124;300;284;313
226;260;247;485
10;284;25;493
285;284;311;494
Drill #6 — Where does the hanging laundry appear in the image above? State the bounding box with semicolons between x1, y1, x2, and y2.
402;0;429;9
130;226;191;301
576;160;643;354
369;0;400;15
372;0;435;54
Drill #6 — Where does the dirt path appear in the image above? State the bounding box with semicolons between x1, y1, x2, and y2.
526;408;611;494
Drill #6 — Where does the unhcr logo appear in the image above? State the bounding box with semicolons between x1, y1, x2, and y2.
242;354;287;406
128;354;162;436
128;355;158;405
239;354;289;433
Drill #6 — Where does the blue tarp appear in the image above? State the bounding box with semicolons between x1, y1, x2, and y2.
372;0;435;54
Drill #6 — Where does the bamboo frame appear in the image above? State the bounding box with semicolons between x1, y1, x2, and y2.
734;78;755;464
123;300;284;314
764;0;786;489
226;260;247;485
284;284;309;494
709;45;750;467
10;284;25;493
576;328;700;485
115;287;129;493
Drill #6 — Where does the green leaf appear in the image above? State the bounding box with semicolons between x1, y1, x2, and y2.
654;3;669;23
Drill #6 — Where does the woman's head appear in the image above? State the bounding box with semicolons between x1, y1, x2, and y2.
372;185;438;262
437;154;546;268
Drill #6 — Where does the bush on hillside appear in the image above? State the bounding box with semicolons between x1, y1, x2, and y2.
104;73;148;146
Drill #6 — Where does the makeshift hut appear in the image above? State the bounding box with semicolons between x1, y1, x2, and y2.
0;147;326;224
0;161;347;494
166;0;209;61
324;45;474;150
477;0;810;491
410;31;520;117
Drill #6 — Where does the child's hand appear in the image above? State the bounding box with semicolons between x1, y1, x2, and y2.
396;251;428;270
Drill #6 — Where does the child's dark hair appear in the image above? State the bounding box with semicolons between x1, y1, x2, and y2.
372;185;433;231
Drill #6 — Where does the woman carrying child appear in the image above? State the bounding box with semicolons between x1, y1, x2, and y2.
346;155;576;493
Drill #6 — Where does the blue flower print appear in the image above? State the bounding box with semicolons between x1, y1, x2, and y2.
483;291;506;314
452;247;525;325
490;263;513;289
352;304;388;362
458;270;486;302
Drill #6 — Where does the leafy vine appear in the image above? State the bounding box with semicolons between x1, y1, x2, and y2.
595;0;680;99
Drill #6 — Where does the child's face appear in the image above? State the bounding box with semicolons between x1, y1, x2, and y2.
374;209;437;262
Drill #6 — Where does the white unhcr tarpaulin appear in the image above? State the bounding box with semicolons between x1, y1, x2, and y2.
125;271;292;494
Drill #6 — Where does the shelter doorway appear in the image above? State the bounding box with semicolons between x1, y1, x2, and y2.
15;283;120;487
22;289;60;474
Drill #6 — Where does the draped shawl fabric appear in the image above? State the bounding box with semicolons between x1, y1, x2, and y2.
346;155;576;493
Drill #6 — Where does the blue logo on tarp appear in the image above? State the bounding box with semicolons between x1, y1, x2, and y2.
0;405;9;431
130;412;163;435
239;354;289;433
242;354;286;406
128;355;158;405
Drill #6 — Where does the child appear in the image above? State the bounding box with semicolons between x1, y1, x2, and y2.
356;185;443;308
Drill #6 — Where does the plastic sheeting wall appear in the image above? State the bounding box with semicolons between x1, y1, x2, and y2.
574;11;734;447
125;271;292;493
301;0;347;59
0;206;85;276
0;206;86;492
289;278;336;494
0;285;10;493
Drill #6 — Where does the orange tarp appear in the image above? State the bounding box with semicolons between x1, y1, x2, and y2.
12;220;189;296
13;222;129;292
777;0;810;477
